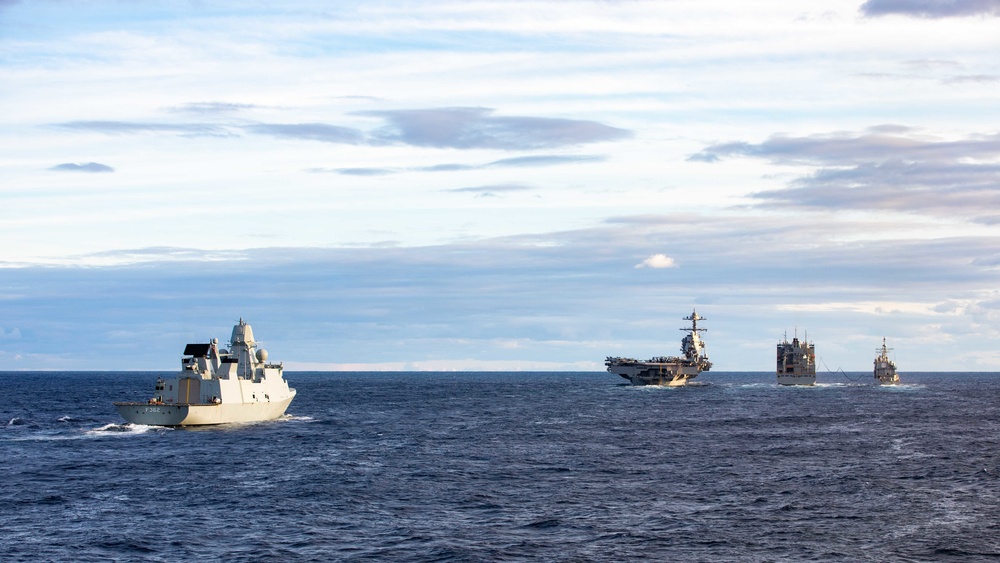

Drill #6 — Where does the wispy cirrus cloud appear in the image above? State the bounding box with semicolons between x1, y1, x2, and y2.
323;167;396;176
49;162;115;173
167;102;261;114
309;154;605;175
484;155;605;168
444;184;533;197
860;0;1000;18
56;120;233;137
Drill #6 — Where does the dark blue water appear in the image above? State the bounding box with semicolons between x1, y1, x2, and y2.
2;371;999;562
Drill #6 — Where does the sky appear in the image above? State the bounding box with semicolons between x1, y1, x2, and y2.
2;0;1000;372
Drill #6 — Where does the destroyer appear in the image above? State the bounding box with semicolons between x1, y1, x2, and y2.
874;338;900;384
605;310;712;386
776;331;816;386
114;318;296;426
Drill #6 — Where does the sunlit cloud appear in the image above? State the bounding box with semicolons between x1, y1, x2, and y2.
634;254;677;269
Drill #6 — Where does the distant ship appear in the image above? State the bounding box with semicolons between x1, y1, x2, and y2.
874;338;900;385
114;319;296;426
777;331;816;386
605;310;712;386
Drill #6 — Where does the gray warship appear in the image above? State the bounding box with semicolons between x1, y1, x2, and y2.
114;318;296;426
874;338;900;384
605;310;712;386
776;331;816;386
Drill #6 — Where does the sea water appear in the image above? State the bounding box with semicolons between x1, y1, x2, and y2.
2;371;999;561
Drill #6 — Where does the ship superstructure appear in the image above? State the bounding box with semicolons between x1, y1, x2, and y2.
777;331;816;386
605;310;712;386
874;338;900;384
114;318;296;426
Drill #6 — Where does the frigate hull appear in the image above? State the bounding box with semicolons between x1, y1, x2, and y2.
115;392;295;426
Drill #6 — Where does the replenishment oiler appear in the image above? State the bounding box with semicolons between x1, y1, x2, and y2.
114;318;296;426
605;310;712;386
874;337;900;384
776;331;816;386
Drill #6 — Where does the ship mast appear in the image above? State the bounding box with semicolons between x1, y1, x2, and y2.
681;309;707;334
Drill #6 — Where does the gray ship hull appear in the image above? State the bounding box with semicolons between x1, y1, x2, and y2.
777;373;816;386
608;362;702;386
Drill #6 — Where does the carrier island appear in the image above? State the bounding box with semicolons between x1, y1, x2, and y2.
605;310;712;386
114;318;296;426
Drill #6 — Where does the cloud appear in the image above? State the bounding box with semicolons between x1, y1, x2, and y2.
445;184;533;197
246;123;365;144
413;154;604;172
634;254;677;269
309;154;605;176
1;327;22;340
943;74;1000;84
49;162;115;173
360;107;630;150
311;167;396;176
56;120;232;137
55;109;628;152
168;102;260;114
693;127;1000;223
860;0;1000;18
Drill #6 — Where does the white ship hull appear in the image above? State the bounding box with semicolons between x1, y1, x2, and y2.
115;391;295;426
777;373;816;386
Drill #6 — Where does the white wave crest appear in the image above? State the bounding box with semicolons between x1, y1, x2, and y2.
87;422;161;436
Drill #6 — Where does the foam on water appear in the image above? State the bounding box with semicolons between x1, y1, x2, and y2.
86;422;161;436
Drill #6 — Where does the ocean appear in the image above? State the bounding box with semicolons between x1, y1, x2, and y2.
2;371;999;562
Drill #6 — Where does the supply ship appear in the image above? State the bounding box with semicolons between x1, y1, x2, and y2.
605;310;712;386
873;338;900;384
114;318;296;426
776;331;816;386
